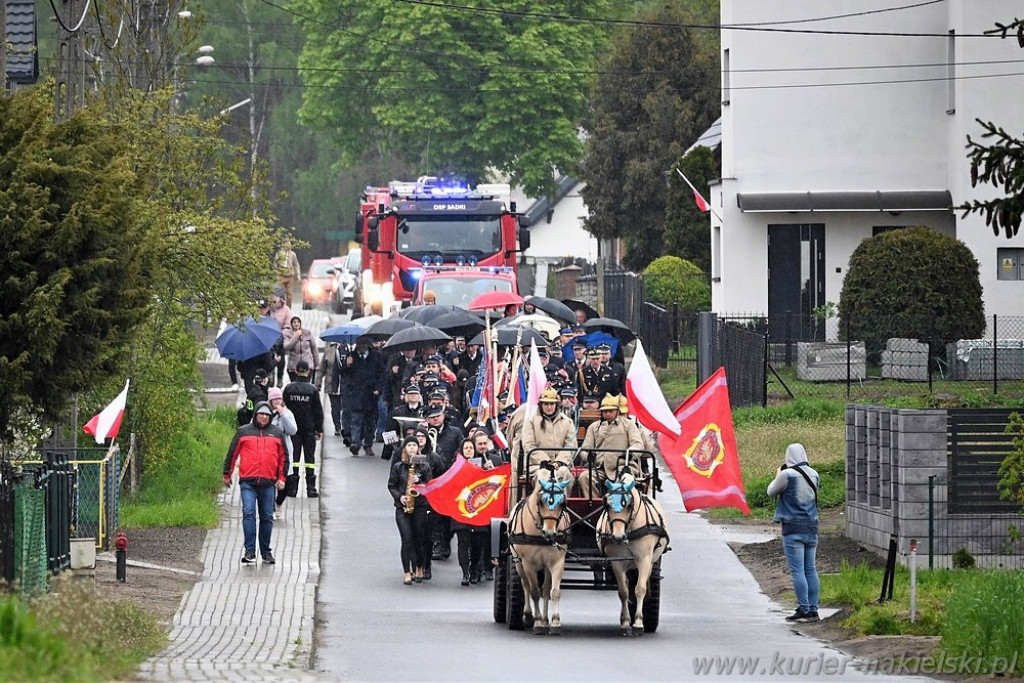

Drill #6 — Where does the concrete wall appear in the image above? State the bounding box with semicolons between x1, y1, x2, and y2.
845;405;1024;569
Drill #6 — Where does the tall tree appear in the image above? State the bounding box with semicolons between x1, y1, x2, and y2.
578;4;719;270
664;145;717;276
292;0;616;197
0;87;154;443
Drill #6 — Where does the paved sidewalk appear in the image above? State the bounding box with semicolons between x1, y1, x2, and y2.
138;306;331;682
135;486;322;682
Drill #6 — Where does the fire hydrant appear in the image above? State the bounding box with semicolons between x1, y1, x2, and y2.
115;531;129;583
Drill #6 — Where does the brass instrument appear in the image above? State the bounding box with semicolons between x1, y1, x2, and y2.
427;427;439;455
403;455;425;514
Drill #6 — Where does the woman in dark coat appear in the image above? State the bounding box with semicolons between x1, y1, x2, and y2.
387;436;435;585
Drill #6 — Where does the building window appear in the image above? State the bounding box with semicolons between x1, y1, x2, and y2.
872;225;907;237
722;49;731;106
712;225;721;281
947;30;956;115
997;248;1023;281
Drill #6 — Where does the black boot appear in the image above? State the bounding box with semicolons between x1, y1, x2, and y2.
306;473;319;498
461;569;471;586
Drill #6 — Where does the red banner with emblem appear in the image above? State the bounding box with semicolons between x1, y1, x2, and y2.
415;456;511;526
657;367;750;514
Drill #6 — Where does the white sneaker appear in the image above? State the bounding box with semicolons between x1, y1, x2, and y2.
273;504;282;520
230;383;239;391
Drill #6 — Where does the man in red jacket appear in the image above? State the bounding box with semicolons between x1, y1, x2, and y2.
223;402;288;564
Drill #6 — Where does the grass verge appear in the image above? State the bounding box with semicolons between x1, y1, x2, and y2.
0;579;167;682
120;406;237;528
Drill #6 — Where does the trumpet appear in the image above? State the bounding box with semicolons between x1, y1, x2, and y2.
427;427;439;454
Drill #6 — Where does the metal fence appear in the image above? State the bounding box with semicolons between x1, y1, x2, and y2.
718;312;1024;405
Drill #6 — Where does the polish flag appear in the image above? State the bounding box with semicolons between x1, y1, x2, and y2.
625;340;681;436
524;340;547;419
676;168;711;214
83;380;130;444
691;188;710;213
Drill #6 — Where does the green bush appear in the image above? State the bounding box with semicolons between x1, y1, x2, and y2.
941;570;1024;676
838;227;985;361
642;255;710;312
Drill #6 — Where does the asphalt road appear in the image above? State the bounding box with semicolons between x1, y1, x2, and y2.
310;346;924;682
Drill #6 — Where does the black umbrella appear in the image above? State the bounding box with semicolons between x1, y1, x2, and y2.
561;298;600;323
381;324;452;352
404;304;462;325
469;326;550;348
582;317;636;344
429;310;486;338
523;296;576;325
365;316;417;340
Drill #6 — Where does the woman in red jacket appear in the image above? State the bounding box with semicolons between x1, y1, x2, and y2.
224;402;288;564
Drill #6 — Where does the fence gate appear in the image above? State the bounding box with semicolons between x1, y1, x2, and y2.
947;408;1021;514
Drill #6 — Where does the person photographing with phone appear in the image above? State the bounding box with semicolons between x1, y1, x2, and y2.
767;443;821;623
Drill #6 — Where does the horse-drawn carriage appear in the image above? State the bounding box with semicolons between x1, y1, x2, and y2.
490;426;670;636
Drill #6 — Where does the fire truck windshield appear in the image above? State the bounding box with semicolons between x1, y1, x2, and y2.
420;275;514;306
396;216;502;258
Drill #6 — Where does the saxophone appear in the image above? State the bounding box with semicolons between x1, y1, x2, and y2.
403;457;420;514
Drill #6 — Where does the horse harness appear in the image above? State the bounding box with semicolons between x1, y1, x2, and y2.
597;493;670;555
508;497;569;548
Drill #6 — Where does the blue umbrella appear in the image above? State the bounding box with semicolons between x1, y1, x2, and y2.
215;316;283;361
321;316;381;344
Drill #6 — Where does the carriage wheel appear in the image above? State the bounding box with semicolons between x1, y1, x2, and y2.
506;557;525;631
493;556;508;624
627;559;662;634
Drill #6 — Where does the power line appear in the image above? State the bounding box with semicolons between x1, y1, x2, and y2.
387;0;1003;39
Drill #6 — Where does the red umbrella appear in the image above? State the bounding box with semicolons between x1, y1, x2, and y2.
467;290;524;311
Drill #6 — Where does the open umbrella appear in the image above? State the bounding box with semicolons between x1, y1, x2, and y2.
469;326;550;348
561;298;599;323
467;290;524;311
365;316;417;340
429;310;486;338
582;316;637;344
495;312;562;339
523;296;576;325
215;316;283;361
381;324;452;352
321;315;380;345
404;304;463;325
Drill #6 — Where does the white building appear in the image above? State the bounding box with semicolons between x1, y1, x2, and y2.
712;0;1024;334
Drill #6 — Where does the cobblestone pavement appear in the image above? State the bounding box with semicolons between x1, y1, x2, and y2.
136;307;331;682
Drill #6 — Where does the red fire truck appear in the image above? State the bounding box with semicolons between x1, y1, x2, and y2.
354;177;530;315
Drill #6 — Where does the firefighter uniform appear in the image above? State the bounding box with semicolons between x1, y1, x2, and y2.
575;394;644;498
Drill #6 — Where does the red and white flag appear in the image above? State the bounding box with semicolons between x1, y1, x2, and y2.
83;379;130;444
625;340;681;436
676;168;712;214
524;340;547;419
658;368;750;514
417;457;511;526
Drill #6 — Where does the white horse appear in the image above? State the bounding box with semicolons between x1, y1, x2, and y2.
595;471;670;636
508;464;572;635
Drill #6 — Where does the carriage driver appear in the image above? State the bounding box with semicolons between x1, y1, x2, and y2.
575;393;644;499
520;388;577;489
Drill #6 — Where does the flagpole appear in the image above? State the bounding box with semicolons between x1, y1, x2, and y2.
675;168;723;222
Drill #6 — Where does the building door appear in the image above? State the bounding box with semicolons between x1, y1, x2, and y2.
767;224;825;342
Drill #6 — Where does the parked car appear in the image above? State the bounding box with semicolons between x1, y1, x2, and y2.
303;258;339;310
332;249;362;315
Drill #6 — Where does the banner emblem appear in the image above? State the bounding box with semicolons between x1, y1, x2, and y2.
683;423;724;478
457;474;507;518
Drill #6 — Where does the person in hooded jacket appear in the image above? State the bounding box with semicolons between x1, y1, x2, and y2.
767;443;821;624
223;402;288;564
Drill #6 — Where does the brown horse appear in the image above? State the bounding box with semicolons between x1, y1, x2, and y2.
508;464;572;635
596;471;670;636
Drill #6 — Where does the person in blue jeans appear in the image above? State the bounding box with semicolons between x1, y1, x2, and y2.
767;443;821;623
223;402;288;564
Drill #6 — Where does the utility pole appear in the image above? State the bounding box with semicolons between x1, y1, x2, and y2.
2;0;8;93
55;0;88;119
